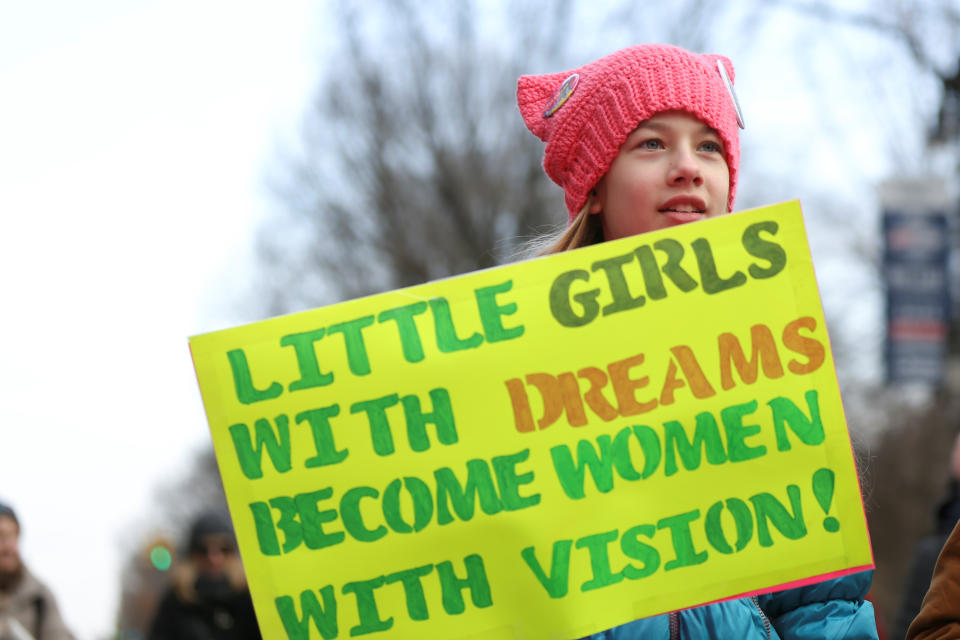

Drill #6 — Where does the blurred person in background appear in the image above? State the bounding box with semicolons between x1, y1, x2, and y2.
147;510;261;640
907;517;960;638
900;433;960;638
0;501;75;640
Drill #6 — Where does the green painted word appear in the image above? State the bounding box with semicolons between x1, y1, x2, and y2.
550;390;823;499
249;448;540;555
275;554;492;639
228;388;457;479
522;480;815;598
227;280;524;405
549;220;786;327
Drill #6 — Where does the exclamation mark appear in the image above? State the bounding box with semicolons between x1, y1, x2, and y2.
813;468;839;532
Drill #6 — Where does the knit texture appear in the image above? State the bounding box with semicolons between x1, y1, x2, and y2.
517;44;741;221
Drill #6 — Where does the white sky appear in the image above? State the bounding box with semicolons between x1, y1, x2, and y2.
0;2;322;637
0;2;939;638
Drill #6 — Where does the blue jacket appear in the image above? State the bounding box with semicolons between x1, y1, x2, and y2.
588;571;878;639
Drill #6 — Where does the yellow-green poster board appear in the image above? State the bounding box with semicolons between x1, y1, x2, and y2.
190;201;873;640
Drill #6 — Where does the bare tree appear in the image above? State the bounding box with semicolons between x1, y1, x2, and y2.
258;1;560;313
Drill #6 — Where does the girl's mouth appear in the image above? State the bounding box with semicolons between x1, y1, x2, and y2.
659;206;705;213
658;196;707;223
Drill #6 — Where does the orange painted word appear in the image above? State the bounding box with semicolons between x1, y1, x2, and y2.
504;316;824;432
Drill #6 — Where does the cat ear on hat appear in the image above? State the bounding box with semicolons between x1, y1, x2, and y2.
516;69;577;142
705;54;735;83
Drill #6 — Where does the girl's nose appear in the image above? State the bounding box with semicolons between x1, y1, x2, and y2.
668;147;703;186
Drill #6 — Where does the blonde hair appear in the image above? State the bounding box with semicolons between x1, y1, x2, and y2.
524;196;605;257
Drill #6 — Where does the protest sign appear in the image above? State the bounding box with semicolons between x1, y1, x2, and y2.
189;200;873;639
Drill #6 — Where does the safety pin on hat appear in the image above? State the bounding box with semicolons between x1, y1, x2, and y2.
717;60;745;129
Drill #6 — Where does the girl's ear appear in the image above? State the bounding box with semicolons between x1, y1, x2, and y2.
587;186;603;215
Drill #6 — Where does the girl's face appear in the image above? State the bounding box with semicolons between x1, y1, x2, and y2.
590;111;730;240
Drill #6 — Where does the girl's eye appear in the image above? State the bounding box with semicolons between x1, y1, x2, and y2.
699;140;723;153
639;138;663;150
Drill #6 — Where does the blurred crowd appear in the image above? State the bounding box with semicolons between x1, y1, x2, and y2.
0;505;260;640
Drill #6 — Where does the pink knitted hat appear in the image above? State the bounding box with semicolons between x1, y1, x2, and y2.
517;44;742;221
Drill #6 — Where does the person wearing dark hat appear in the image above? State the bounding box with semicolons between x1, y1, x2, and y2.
146;510;261;640
0;501;75;640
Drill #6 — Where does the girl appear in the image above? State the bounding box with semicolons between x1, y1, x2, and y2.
517;44;878;640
